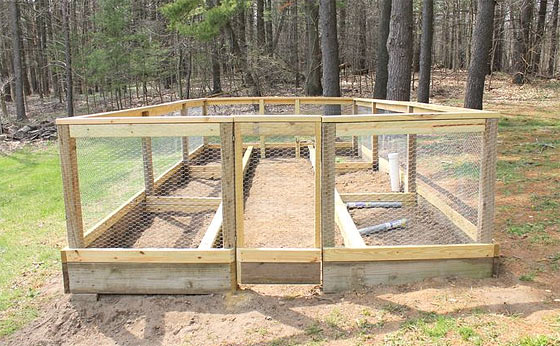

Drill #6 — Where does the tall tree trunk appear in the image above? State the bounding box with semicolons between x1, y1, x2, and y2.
9;0;27;121
265;0;273;55
292;0;300;88
257;0;265;49
339;1;347;64
513;0;533;84
304;0;322;95
417;0;433;103
386;0;413;101
211;40;222;94
491;1;504;72
533;0;547;74
63;0;74;116
549;0;559;76
320;0;341;114
373;0;392;99
464;0;495;109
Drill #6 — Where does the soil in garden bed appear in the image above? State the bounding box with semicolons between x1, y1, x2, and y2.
350;198;472;246
242;158;316;248
88;176;220;249
336;169;394;193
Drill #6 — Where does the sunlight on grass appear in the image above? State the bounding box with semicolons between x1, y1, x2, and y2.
0;144;65;336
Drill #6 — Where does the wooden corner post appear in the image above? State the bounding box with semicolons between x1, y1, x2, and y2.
321;123;336;247
58;124;85;248
477;118;498;243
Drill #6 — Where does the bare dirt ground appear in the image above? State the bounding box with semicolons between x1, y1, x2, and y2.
1;70;560;345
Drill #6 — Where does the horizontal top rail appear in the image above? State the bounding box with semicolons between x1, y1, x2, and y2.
56;97;500;125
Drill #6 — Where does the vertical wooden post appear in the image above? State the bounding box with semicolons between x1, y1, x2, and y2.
233;123;244;248
295;99;301;158
202;100;208;146
220;123;236;249
58;124;84;248
405;105;416;193
371;102;379;171
351;100;358;153
314;122;322;248
181;104;189;162
321;123;336;247
477;118;498;243
259;99;266;158
233;123;244;287
141;111;154;195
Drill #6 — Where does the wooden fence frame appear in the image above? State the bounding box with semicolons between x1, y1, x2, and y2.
56;97;499;294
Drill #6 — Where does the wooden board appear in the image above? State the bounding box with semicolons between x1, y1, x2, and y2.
339;192;416;206
238;248;321;263
189;164;221;179
417;183;478;241
335;120;486;136
323;244;498;262
335;161;373;172
69;123;220;138
66;262;233;294
323;258;494;292
199;204;223;249
146;196;221;206
63;248;234;263
238;122;316;136
240;262;321;284
334;188;366;248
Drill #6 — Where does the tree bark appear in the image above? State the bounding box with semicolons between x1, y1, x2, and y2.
304;0;322;95
464;0;495;109
265;0;273;55
257;0;265;49
386;0;413;101
373;0;392;99
549;0;559;76
491;1;504;72
533;0;547;74
320;0;341;114
9;0;27;121
63;0;74;116
417;0;433;103
513;0;533;84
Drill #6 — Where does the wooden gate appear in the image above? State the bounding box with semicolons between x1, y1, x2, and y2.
234;117;322;284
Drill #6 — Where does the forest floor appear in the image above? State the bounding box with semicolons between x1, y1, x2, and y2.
1;70;559;345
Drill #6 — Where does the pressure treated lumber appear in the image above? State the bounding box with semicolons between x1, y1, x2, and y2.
334;189;367;248
339;192;416;206
240;262;321;284
238;248;321;262
58;125;84;248
63;248;235;263
478;119;498;243
69;123;220;138
323;243;498;261
335;120;486;136
323;258;494;292
66;262;232;294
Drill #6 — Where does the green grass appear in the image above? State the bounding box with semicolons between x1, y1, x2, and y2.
518;272;536;282
515;335;558;346
0;144;65;336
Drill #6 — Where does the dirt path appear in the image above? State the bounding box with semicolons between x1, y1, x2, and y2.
243;158;316;248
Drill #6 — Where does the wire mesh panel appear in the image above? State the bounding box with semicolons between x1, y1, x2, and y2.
333;122;485;247
237;124;319;249
77;130;226;249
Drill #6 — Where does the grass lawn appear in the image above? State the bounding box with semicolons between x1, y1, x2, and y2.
0;144;66;336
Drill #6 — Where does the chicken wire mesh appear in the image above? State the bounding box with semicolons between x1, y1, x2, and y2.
76;133;226;249
239;133;319;249
332;124;486;247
